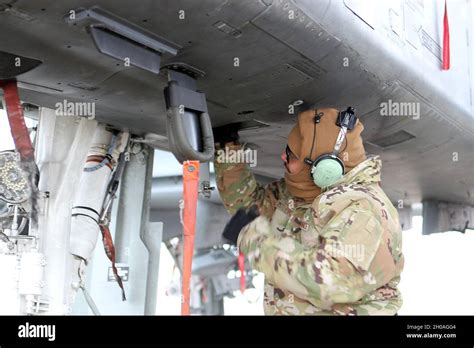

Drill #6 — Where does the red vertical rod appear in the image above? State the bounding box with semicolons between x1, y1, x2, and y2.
442;0;450;70
181;160;200;315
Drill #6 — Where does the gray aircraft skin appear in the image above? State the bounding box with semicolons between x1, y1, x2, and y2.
0;0;473;314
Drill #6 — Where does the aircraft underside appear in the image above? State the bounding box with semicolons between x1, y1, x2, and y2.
0;0;473;315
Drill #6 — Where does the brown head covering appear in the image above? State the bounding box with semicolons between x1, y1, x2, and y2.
284;108;366;202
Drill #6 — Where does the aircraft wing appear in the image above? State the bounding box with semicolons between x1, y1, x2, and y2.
0;0;473;218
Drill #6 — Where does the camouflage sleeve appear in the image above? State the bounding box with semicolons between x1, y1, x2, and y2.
237;201;389;310
214;142;282;218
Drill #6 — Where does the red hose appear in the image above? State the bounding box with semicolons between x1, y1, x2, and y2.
0;80;35;161
181;160;200;315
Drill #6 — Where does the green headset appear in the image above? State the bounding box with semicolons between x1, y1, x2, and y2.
303;107;358;188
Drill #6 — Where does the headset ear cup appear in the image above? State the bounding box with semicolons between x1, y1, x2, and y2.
311;156;344;188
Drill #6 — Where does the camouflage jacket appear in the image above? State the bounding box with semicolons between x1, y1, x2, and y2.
214;143;404;315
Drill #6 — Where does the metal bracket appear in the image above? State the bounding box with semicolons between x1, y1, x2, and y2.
164;68;215;163
65;6;180;74
164;69;208;113
199;181;215;199
161;62;206;79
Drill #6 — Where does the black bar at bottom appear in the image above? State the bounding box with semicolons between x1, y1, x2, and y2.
0;315;473;346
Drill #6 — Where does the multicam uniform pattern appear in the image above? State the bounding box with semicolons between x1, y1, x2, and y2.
215;143;404;315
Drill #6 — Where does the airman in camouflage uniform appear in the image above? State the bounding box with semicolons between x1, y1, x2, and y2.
214;108;404;315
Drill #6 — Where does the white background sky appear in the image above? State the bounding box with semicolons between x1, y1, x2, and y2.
1;110;473;315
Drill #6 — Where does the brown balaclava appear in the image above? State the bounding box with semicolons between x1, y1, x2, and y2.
284;108;366;202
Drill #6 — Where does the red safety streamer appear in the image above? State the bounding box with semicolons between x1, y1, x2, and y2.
181;160;200;315
0;80;35;161
442;0;450;70
238;251;246;293
99;224;127;301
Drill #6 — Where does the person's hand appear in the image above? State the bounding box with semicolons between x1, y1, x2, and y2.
222;205;260;245
212;123;240;147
